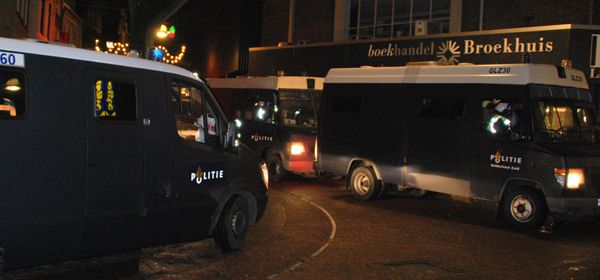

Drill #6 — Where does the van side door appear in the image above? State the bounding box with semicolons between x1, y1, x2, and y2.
405;86;472;197
83;69;145;256
168;80;229;242
469;86;531;201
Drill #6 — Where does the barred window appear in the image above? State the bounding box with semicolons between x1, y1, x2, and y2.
94;79;137;121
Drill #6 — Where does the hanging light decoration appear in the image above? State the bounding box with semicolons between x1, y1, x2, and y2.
156;24;169;39
152;45;186;64
94;39;130;56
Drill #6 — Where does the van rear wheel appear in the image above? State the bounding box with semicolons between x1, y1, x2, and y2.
349;166;382;201
215;196;250;252
502;188;548;229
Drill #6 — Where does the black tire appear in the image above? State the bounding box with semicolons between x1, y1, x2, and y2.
502;187;548;229
266;154;285;183
215;196;250;252
349;166;383;201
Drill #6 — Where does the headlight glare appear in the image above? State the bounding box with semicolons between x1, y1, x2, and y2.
260;162;269;189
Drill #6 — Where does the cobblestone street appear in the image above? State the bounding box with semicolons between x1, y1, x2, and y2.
5;178;600;280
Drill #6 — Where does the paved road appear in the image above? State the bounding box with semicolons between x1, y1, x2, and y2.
4;178;600;279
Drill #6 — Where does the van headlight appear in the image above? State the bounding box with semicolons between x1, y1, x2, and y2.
554;168;585;189
260;162;269;189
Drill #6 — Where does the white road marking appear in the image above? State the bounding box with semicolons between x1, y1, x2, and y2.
266;191;337;279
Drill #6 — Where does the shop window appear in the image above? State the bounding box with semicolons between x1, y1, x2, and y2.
0;69;26;118
94;79;137;121
348;0;451;38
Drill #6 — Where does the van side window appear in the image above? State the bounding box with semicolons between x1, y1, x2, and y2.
331;93;362;114
233;92;274;124
171;81;222;146
421;98;464;119
0;68;25;118
482;99;520;136
94;79;137;121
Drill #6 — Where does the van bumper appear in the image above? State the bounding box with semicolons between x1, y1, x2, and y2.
546;197;600;217
283;159;316;175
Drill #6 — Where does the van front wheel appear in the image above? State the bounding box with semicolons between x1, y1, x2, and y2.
502;188;548;229
349;166;382;201
215;196;250;252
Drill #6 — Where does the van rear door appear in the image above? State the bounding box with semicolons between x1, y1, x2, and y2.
82;69;145;256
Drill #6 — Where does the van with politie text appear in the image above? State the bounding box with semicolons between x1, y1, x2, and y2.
317;62;600;228
0;37;269;270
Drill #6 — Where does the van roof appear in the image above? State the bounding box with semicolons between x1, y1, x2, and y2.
206;76;324;90
0;37;200;82
325;64;589;89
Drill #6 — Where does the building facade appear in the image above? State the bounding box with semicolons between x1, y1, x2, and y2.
260;0;600;46
0;0;83;47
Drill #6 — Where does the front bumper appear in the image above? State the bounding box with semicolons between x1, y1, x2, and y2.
546;196;600;217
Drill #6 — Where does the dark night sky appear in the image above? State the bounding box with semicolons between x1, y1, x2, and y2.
76;0;129;42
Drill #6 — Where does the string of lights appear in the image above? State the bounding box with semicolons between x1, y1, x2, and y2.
94;39;130;55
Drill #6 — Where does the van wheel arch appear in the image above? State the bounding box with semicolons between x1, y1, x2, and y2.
346;160;382;181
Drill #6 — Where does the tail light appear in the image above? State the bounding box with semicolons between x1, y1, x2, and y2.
290;142;306;155
554;168;585;189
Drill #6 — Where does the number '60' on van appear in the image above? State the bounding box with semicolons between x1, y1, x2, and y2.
0;37;269;270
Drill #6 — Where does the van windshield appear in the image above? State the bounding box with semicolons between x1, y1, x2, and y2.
279;89;320;128
531;85;598;144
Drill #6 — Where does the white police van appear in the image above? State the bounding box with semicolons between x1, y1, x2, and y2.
317;62;600;228
0;37;269;270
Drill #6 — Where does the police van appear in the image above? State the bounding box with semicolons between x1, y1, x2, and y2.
207;76;323;182
317;62;600;228
0;37;269;270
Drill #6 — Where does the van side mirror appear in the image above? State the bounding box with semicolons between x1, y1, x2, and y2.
225;119;241;152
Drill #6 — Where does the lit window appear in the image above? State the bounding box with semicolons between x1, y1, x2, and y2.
0;69;25;118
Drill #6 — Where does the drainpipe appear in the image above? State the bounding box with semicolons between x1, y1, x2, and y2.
288;0;295;44
479;0;484;30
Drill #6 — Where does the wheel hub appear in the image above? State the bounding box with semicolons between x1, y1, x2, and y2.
353;173;371;195
510;195;535;222
231;209;246;238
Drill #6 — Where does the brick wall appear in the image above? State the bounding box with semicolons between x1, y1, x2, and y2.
261;0;335;46
0;2;16;38
261;0;289;46
294;0;335;44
